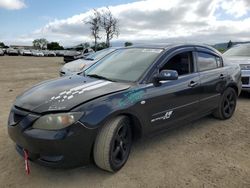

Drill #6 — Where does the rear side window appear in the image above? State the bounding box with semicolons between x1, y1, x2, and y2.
197;52;222;72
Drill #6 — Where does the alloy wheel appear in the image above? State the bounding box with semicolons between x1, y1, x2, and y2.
111;123;131;166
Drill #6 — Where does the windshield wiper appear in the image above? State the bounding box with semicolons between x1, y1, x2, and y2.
87;74;115;82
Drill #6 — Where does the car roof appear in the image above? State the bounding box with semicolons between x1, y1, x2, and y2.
124;43;220;55
131;43;212;49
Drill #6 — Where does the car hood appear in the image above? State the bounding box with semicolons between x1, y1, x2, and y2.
223;56;250;65
15;76;131;113
62;59;96;72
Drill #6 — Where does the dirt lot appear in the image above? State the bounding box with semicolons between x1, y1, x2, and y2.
0;56;249;188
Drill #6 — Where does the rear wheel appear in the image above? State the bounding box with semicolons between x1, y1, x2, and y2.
93;116;132;172
213;87;237;120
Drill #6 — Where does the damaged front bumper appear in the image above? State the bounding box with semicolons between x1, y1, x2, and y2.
8;106;98;168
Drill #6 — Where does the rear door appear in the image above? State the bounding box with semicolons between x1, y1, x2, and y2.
195;48;227;113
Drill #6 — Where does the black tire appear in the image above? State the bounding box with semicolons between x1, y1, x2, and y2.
93;116;132;172
213;87;237;120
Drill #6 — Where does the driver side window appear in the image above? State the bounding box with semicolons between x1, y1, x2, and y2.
160;51;194;76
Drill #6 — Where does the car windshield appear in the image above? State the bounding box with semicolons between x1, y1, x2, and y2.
85;48;163;82
224;45;250;57
85;48;116;61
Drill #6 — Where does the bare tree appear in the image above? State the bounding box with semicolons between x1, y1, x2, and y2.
85;9;101;51
101;8;119;48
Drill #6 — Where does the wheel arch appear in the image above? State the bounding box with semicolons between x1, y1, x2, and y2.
116;112;143;141
90;111;143;166
226;83;239;96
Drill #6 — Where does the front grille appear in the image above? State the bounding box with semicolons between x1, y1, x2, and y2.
242;77;249;85
39;155;64;163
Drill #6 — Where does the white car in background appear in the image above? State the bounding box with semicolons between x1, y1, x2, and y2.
223;44;250;92
7;48;19;56
42;50;56;57
0;49;4;56
60;48;119;76
22;49;32;56
55;50;66;57
32;50;44;56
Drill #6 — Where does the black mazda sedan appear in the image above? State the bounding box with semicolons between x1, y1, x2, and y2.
8;44;241;172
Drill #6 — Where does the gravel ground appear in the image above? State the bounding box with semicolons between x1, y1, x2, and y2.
0;56;249;188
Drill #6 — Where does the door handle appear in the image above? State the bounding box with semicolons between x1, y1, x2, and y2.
219;74;225;79
188;81;198;88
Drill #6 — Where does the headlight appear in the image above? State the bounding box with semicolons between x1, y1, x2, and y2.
32;112;84;130
240;64;250;70
79;64;86;70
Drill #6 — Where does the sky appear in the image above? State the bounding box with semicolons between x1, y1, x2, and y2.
0;0;250;46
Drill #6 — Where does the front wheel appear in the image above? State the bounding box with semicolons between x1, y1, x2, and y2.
93;116;132;172
213;87;237;120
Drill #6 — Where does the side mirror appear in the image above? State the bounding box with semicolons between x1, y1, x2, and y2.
153;70;178;86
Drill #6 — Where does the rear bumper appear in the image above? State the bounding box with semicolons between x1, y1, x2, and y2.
8;108;98;168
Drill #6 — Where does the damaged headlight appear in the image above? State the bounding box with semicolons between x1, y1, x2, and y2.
32;112;84;130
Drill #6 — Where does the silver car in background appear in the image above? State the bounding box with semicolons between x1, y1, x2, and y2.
60;47;119;77
0;49;4;56
7;48;19;56
42;50;56;57
21;49;32;56
32;50;44;56
223;44;250;92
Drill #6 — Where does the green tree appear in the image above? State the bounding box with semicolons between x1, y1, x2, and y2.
0;42;5;47
97;42;108;50
33;38;49;49
91;42;107;51
227;40;233;49
47;42;64;50
82;42;90;48
124;42;133;47
217;48;226;53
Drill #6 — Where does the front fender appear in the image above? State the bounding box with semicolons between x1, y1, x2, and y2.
72;88;146;133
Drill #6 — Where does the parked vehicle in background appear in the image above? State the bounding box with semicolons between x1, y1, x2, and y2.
22;49;32;56
8;44;241;172
55;50;66;57
2;48;7;55
19;49;24;55
43;50;56;57
223;44;250;92
63;48;94;63
32;50;44;57
60;48;119;76
0;49;4;56
7;48;19;56
63;50;81;63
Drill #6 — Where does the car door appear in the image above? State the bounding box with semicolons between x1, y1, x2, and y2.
136;48;203;134
195;48;227;113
